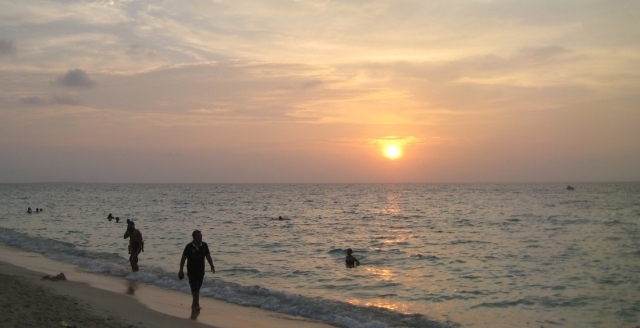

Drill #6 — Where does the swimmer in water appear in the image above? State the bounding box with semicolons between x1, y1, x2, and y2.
345;248;360;268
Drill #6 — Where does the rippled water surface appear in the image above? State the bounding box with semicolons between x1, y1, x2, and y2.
1;183;639;327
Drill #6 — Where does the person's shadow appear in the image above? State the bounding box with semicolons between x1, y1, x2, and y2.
125;280;138;295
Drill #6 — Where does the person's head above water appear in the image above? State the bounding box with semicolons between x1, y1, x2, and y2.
346;248;353;255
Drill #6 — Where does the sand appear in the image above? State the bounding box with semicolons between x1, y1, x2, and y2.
0;262;144;328
0;244;336;328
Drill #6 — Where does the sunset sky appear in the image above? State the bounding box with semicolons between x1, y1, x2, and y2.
1;0;638;183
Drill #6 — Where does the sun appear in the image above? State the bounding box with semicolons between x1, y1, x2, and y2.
383;144;402;160
372;136;415;160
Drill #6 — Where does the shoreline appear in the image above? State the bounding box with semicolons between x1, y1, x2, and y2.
0;244;336;328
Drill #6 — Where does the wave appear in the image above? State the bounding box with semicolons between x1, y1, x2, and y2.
470;298;535;309
471;296;593;309
0;227;457;328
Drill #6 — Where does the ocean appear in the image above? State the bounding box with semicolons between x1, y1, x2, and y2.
0;183;638;328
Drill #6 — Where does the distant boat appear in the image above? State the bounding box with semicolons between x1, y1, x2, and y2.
566;185;575;190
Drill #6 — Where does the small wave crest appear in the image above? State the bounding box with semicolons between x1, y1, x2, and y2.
470;298;535;309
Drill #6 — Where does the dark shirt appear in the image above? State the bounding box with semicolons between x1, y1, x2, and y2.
182;242;210;276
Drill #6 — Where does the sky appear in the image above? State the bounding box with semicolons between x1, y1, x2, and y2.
1;0;639;183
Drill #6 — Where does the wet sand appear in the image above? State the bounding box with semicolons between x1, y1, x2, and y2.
0;244;335;328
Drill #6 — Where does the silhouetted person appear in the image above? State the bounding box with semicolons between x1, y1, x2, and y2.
345;248;360;268
124;221;143;272
178;230;215;311
27;207;32;214
108;213;114;221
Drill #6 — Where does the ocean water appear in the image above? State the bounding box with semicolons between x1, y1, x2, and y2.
0;183;638;328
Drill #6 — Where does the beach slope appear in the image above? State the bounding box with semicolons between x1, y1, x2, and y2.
0;245;335;328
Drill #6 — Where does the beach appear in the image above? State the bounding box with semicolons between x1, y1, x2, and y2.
0;244;335;328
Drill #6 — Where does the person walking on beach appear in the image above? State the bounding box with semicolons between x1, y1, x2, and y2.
345;248;360;268
124;220;143;272
178;230;215;311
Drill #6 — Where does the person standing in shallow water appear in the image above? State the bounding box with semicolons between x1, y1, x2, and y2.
124;221;143;272
178;230;215;311
345;248;360;268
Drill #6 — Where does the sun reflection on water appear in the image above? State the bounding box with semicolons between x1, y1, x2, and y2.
377;235;410;245
382;203;402;215
366;267;395;281
346;298;409;312
381;189;403;215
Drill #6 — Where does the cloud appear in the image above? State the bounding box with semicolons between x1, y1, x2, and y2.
370;136;418;147
126;43;158;58
379;45;576;83
53;96;80;106
19;95;80;106
301;80;324;90
55;69;96;88
76;61;360;122
0;39;15;56
20;96;46;106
